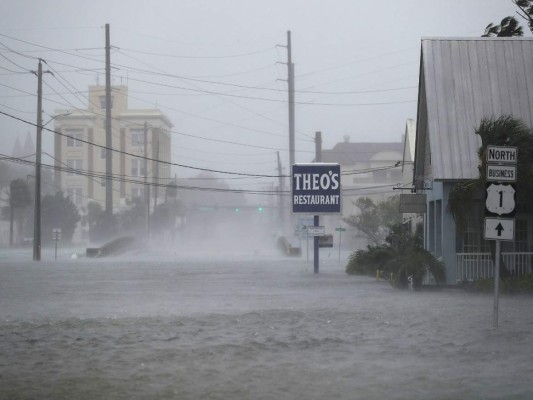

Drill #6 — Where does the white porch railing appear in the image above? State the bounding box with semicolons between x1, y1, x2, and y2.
456;252;533;282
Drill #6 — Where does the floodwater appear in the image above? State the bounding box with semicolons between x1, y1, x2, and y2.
1;247;533;399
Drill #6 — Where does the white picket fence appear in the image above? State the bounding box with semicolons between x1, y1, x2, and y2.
456;252;533;282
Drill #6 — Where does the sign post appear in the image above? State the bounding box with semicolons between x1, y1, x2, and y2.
292;163;341;273
52;228;61;261
335;227;346;264
484;145;517;328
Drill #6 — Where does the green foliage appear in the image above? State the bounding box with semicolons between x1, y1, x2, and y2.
514;0;533;33
85;201;117;243
9;178;32;208
346;223;446;289
343;195;402;245
448;116;533;235
118;198;146;234
468;274;533;294
483;16;524;37
41;192;81;244
483;1;533;37
346;245;393;276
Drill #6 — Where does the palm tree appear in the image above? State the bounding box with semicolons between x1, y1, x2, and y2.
1;178;32;245
448;116;533;277
448;116;533;232
483;16;524;37
346;223;445;289
514;0;533;33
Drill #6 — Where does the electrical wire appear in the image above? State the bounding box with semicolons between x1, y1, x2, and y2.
0;110;285;178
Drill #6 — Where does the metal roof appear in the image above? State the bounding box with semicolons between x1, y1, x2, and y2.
415;37;533;181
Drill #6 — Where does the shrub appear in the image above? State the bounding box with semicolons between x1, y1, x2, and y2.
345;245;393;276
472;274;533;294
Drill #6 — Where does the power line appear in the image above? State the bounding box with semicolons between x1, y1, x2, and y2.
0;110;284;178
0;153;283;196
114;49;417;96
125;75;416;107
116;45;276;60
3;153;405;197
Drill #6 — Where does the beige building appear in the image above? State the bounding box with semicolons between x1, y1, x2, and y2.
53;85;173;213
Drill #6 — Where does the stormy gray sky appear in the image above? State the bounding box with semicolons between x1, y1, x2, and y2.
0;0;524;188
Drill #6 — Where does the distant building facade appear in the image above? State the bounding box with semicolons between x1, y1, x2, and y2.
53;85;173;215
318;136;404;248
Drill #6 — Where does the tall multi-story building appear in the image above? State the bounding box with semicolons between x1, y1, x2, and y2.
53;85;173;213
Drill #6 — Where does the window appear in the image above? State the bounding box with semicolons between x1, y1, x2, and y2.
131;159;145;177
66;159;83;176
66;129;84;147
130;128;145;147
515;220;529;252
462;213;489;253
131;187;144;199
66;188;83;206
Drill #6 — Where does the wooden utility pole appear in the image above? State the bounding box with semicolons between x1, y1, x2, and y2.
105;23;113;215
144;122;150;237
277;151;284;229
32;59;43;261
287;31;295;167
153;129;159;213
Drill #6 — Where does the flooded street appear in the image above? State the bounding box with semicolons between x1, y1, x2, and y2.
1;249;533;399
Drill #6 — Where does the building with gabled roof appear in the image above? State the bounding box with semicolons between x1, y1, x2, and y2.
413;37;533;284
317;136;404;249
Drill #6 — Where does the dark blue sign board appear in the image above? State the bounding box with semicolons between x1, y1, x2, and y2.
292;163;341;214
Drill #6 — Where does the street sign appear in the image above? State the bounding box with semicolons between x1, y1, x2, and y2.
52;228;62;240
307;226;325;236
335;227;346;232
485;145;518;328
292;163;341;214
399;193;427;213
485;183;516;216
486;164;516;182
487;146;517;164
484;217;514;241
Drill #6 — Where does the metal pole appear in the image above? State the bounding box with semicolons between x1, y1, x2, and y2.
33;59;43;261
338;229;342;264
313;131;322;274
314;215;319;274
493;240;501;328
306;234;309;264
54;236;58;261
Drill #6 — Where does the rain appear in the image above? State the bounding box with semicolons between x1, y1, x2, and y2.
1;1;533;399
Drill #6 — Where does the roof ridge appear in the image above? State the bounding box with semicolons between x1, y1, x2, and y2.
421;36;533;42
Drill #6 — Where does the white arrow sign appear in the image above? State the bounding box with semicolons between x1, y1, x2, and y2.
486;183;515;216
485;218;514;241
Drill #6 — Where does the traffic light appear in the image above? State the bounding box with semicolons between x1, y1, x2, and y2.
257;207;264;212
234;208;240;212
